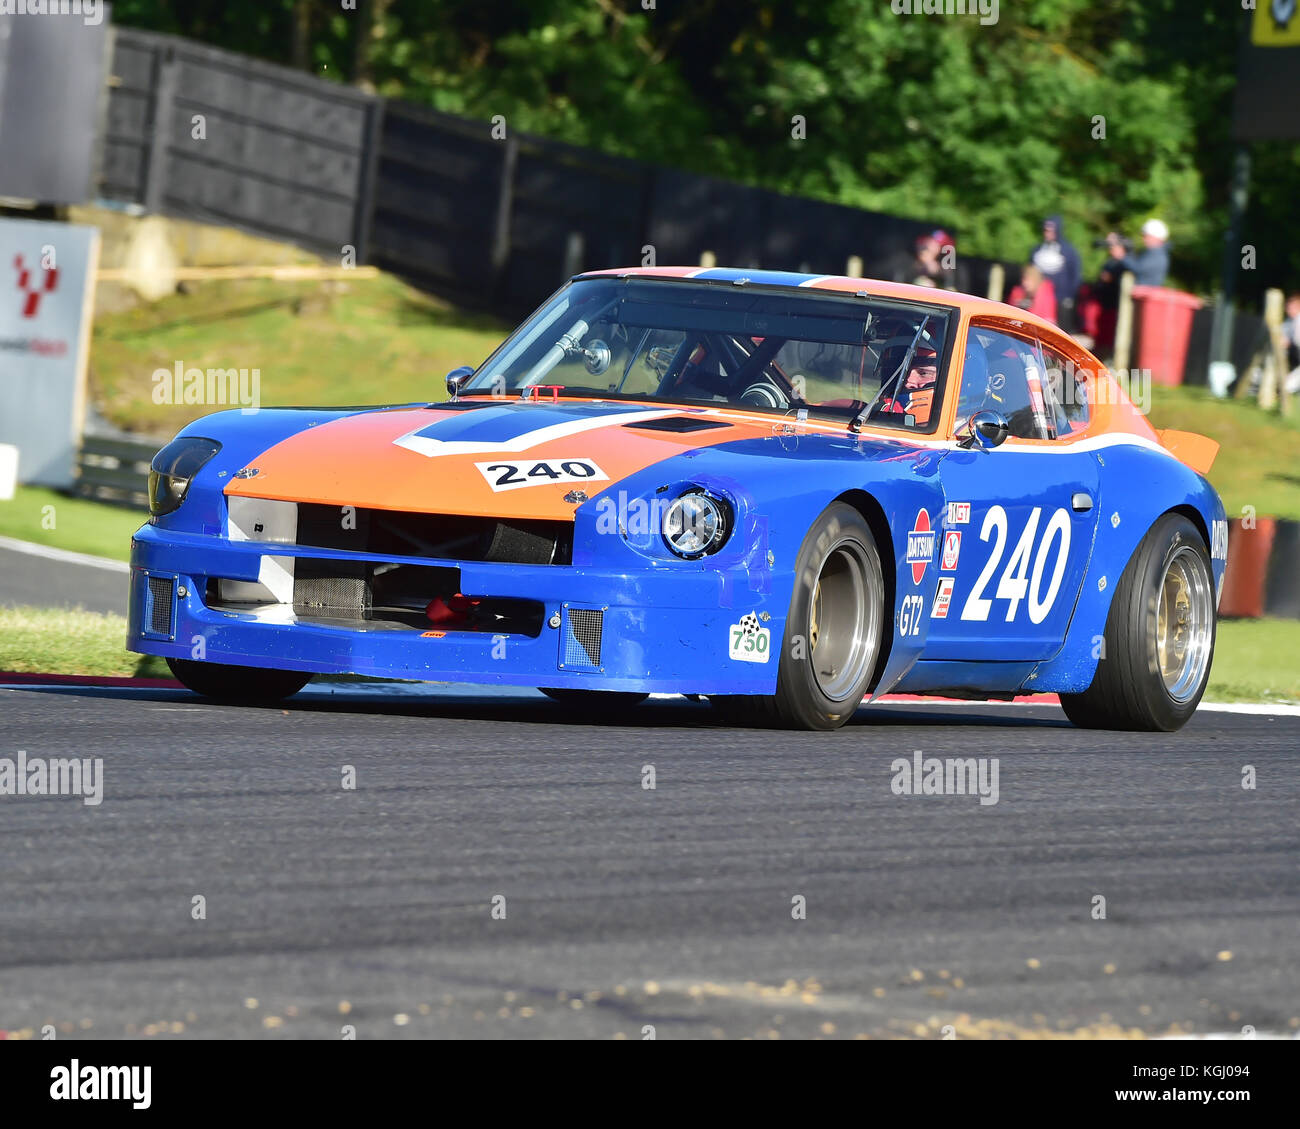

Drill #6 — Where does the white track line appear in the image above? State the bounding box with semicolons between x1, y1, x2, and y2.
0;535;129;574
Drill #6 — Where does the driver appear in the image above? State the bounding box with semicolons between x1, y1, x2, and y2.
883;345;938;424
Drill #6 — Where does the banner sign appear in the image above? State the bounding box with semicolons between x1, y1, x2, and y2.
0;217;100;488
1233;2;1300;139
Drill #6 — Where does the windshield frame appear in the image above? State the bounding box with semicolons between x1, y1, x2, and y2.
465;275;960;434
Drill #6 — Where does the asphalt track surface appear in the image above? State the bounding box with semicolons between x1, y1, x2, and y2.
0;544;127;616
1;680;1297;1040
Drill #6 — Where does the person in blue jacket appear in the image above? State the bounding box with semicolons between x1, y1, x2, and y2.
1029;215;1082;331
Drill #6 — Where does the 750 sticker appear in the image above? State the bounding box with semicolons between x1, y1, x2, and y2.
729;611;771;663
475;458;608;492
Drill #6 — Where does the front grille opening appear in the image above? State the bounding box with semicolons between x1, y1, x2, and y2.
294;504;572;565
208;561;545;636
147;575;174;635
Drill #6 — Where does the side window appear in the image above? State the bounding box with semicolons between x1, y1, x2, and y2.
1038;342;1091;434
958;327;1053;440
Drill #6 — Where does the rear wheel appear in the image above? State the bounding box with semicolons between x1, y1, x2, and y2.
539;688;648;709
1059;513;1215;731
711;502;886;730
167;657;312;703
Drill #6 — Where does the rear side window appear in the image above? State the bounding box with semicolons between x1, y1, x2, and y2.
958;326;1054;440
1038;342;1091;434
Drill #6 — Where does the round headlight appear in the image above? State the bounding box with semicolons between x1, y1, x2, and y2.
662;491;729;559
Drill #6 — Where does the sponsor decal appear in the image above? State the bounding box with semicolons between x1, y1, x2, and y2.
941;530;961;571
932;577;955;618
906;509;935;585
475;458;608;492
1211;518;1229;561
421;630;447;638
947;501;971;525
728;611;770;663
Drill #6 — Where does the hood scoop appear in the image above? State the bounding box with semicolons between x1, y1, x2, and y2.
623;416;732;433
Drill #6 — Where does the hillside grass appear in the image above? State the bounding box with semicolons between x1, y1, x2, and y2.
90;272;511;437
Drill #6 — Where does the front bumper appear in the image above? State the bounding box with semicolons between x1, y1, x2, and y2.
127;525;783;694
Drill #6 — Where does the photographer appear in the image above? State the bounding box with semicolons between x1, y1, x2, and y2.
1105;219;1170;287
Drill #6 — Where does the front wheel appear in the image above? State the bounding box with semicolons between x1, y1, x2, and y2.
712;502;886;730
1059;513;1216;731
167;657;313;703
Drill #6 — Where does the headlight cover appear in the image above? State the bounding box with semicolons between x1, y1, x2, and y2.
662;489;730;559
148;436;221;516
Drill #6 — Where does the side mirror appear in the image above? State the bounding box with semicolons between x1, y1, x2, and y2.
445;366;475;401
959;409;1010;451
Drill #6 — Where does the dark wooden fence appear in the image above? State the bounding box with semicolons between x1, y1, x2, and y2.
99;27;990;317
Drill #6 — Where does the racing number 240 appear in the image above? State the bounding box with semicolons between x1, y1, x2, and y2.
960;505;1071;625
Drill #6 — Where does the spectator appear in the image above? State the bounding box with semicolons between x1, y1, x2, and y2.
895;230;959;290
1085;238;1130;354
1107;219;1170;287
1007;263;1058;323
1281;291;1300;395
1029;215;1082;331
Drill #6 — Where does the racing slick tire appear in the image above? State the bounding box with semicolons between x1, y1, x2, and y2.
711;501;886;731
166;657;313;703
1059;512;1216;732
539;688;649;709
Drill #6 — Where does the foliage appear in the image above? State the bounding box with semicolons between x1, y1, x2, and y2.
108;1;1295;299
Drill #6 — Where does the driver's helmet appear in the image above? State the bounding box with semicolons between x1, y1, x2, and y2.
956;340;991;417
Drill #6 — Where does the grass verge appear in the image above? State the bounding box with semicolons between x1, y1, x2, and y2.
1205;617;1300;703
2;605;1295;705
0;607;169;678
1146;385;1300;521
0;486;141;562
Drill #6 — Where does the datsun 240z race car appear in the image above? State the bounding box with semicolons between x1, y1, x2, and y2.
128;268;1228;730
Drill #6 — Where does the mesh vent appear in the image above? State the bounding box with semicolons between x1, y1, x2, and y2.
563;607;604;668
293;574;372;616
147;575;174;635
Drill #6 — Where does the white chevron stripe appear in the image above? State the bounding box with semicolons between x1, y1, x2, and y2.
393;408;681;459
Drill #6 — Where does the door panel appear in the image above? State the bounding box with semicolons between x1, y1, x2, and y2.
924;447;1099;661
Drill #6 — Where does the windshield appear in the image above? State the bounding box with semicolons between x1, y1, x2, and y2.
467;277;954;430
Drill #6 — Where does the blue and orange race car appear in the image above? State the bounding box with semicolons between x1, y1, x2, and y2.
128;268;1227;730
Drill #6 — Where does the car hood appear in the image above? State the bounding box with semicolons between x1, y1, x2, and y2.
222;400;778;521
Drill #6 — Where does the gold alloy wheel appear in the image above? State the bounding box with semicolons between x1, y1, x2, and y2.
1155;545;1213;703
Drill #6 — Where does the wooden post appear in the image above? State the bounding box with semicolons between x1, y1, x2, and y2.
1261;288;1284;411
1113;271;1135;374
987;263;1004;303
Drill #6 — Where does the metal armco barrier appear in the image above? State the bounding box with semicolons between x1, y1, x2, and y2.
75;434;157;509
1219;518;1300;619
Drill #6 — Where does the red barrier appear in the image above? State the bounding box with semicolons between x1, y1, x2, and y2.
1132;286;1202;387
1219;519;1276;619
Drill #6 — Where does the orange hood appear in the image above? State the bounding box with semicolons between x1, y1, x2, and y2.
223;400;768;521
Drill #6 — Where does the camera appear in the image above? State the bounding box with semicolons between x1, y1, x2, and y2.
1094;233;1132;251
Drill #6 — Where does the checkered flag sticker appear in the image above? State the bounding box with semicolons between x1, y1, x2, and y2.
738;611;761;638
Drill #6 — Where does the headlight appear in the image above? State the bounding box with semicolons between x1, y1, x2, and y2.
148;436;221;516
662;490;730;559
